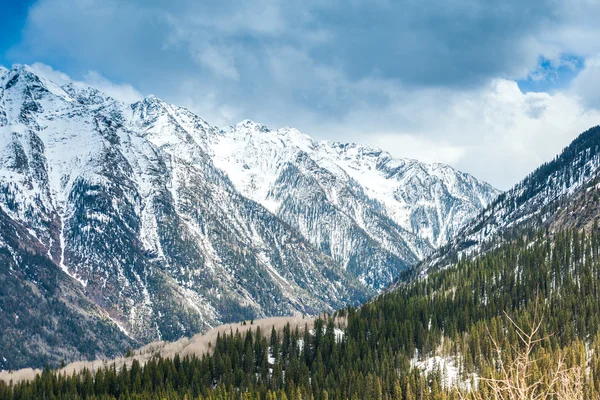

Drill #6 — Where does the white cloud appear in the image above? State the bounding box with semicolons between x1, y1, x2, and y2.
191;44;239;81
315;78;600;190
30;62;71;85
571;57;600;110
82;71;143;103
30;63;143;103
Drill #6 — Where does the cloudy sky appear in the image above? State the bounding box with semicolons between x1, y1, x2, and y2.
1;0;600;189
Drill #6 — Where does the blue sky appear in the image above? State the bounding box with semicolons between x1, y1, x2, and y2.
2;0;600;189
0;1;32;67
517;56;585;93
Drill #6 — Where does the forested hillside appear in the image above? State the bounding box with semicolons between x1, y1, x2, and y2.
4;225;600;399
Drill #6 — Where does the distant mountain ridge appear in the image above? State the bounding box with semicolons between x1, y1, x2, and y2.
0;64;498;369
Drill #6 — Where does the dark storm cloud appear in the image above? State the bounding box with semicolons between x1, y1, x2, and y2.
10;0;557;97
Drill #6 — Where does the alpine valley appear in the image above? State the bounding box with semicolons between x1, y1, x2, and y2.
0;64;499;370
5;121;600;400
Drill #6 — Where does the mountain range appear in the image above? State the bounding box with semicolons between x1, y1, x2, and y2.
2;62;600;384
0;64;499;370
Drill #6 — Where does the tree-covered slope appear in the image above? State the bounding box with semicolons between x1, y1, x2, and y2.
423;125;600;271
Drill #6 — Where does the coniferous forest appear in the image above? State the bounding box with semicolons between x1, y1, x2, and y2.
4;226;600;399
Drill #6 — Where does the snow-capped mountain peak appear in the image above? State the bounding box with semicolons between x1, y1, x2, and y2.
3;64;75;103
233;119;270;133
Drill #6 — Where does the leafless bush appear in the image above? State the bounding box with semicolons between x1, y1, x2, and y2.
459;311;585;400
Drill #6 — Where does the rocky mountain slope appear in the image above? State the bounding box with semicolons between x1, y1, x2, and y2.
0;64;498;369
210;120;498;288
0;206;133;371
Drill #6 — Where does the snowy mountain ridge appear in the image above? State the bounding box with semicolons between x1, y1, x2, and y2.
0;64;498;369
211;117;499;255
